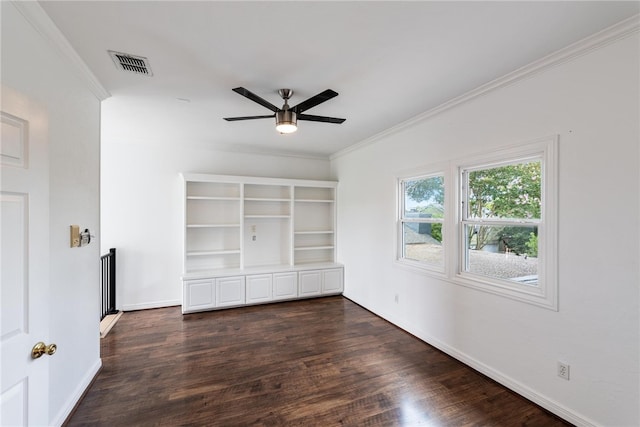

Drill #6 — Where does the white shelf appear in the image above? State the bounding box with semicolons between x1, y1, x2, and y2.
182;262;343;280
245;197;291;202
294;230;334;235
187;249;241;256
294;246;335;251
187;224;241;228
187;196;240;201
294;199;334;203
244;215;290;219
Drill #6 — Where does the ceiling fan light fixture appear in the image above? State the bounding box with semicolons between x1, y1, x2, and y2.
275;110;297;134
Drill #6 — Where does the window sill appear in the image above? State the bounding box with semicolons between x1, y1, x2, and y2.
454;272;557;311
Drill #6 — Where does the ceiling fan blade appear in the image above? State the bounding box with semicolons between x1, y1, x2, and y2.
297;114;345;124
291;89;339;114
232;87;279;112
224;114;275;122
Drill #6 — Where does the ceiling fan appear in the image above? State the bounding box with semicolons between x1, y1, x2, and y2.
224;87;346;134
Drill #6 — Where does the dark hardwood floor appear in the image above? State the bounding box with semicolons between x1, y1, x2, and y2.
67;296;571;426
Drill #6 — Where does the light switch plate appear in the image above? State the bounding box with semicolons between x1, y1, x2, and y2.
70;225;80;247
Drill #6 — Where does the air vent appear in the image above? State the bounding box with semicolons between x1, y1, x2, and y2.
108;50;153;76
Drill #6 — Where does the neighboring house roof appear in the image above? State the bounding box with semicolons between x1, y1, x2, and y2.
404;224;441;245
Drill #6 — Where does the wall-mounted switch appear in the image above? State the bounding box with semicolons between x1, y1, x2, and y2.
70;225;80;248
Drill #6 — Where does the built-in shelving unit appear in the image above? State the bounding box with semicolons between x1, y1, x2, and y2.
293;185;336;265
181;173;342;313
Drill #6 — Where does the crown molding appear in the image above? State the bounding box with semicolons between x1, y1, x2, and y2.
331;14;640;161
11;1;110;101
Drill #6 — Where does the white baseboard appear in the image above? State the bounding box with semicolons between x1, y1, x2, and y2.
51;358;102;427
402;321;598;427
344;294;599;427
120;299;181;311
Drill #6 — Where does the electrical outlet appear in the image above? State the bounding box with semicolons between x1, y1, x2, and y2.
557;361;570;380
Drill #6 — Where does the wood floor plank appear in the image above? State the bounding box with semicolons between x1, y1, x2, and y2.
65;296;572;426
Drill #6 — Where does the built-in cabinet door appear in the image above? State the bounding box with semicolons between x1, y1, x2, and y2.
216;276;245;307
298;270;322;297
322;268;343;294
273;272;298;300
246;274;272;304
184;279;215;312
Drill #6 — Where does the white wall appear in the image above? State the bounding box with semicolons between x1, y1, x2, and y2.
100;133;331;310
331;30;639;426
2;3;103;425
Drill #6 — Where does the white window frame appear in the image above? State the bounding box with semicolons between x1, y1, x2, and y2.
394;136;558;310
454;136;558;310
396;168;447;275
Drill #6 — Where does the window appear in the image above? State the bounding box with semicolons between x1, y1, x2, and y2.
456;137;558;309
396;136;557;309
461;159;541;283
398;173;445;271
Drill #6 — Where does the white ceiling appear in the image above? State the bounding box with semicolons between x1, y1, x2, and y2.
40;1;639;158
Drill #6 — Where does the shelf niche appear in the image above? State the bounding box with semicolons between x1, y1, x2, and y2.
182;173;338;275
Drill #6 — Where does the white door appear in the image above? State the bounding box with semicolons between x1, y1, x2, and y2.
1;86;51;426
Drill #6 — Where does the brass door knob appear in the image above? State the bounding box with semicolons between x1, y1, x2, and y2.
31;342;57;359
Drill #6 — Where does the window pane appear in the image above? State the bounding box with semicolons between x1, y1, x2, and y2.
403;222;443;266
464;225;538;285
404;176;444;219
467;161;541;220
